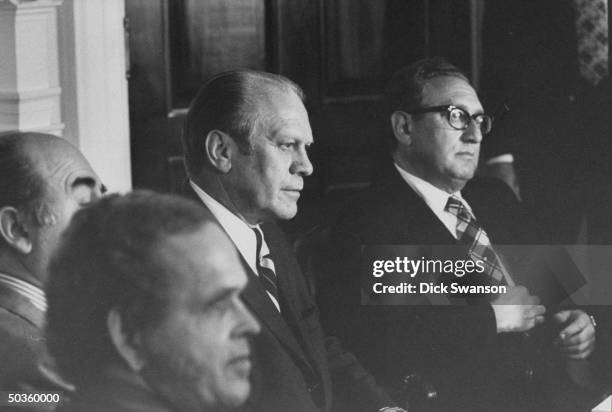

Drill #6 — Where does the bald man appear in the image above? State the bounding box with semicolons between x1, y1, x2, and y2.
0;132;103;405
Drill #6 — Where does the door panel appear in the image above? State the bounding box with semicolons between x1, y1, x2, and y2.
127;0;474;195
168;0;267;109
127;0;268;191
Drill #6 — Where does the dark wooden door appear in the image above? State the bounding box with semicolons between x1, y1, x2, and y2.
126;0;268;192
126;0;475;198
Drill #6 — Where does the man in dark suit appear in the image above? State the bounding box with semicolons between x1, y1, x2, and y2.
47;191;261;412
323;58;598;411
181;70;401;411
0;132;103;410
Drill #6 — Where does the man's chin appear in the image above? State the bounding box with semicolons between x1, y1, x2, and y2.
447;174;473;192
275;209;298;221
220;381;251;408
452;166;477;182
263;198;298;220
271;206;298;221
196;376;250;411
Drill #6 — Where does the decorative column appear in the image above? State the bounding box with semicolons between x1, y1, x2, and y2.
58;0;132;191
0;0;64;135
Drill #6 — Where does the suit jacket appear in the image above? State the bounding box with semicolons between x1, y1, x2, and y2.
0;279;72;412
57;364;174;412
182;185;393;412
321;169;593;412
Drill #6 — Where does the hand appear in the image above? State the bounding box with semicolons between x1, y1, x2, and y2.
491;285;545;333
552;309;596;359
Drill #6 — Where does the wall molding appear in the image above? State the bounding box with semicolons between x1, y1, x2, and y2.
59;0;132;191
0;0;64;134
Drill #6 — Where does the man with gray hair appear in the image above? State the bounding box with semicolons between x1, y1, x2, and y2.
0;132;103;406
182;69;400;411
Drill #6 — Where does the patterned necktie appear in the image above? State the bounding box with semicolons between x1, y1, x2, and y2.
574;0;609;85
253;226;281;310
445;196;508;285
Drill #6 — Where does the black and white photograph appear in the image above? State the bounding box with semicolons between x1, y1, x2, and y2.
1;0;612;411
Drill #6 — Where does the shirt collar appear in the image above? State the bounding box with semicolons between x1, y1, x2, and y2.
0;272;47;312
394;163;470;215
189;181;259;274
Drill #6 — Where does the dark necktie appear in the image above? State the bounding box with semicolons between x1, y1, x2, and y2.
445;196;509;285
253;226;281;309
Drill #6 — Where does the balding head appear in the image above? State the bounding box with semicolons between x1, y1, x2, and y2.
0;132;103;285
0;133;94;222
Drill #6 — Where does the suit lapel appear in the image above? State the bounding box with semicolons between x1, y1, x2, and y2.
263;226;327;381
182;183;316;374
240;256;314;371
385;169;458;245
0;281;45;329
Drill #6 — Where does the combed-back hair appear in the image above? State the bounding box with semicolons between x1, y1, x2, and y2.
386;57;470;113
182;69;305;177
46;190;216;385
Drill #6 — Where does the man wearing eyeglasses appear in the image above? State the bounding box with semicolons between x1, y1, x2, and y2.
321;58;597;411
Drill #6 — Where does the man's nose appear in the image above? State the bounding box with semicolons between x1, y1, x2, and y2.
290;147;314;176
461;120;483;144
237;298;261;336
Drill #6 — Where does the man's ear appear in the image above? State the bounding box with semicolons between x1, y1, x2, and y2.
0;206;33;254
107;308;146;372
205;130;234;173
390;110;413;146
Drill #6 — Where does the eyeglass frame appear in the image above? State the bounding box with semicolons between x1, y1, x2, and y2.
404;104;493;134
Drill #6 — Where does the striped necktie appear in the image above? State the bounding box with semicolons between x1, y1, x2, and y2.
253;226;281;310
445;196;508;285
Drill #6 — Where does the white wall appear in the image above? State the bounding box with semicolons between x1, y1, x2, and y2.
0;0;132;192
0;0;64;135
58;0;132;191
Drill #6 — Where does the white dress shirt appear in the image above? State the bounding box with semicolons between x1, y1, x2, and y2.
0;272;47;312
189;181;281;311
394;164;515;286
394;163;472;239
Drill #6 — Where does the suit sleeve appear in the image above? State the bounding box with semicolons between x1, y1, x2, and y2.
0;311;73;412
317;212;499;405
271;222;398;410
325;335;399;410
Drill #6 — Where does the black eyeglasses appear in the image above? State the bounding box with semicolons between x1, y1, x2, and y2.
406;105;493;135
